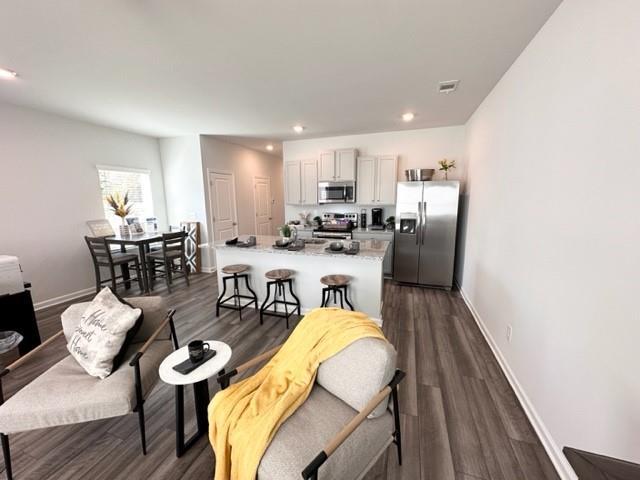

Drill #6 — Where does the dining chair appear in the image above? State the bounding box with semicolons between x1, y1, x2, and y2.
85;236;144;293
146;232;190;293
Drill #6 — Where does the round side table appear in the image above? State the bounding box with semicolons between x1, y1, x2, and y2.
159;340;232;457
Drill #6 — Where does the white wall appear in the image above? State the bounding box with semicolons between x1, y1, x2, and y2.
0;103;167;305
461;0;640;476
282;126;466;222
199;135;285;251
159;136;210;267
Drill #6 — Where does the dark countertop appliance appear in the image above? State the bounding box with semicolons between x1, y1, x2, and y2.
370;208;385;230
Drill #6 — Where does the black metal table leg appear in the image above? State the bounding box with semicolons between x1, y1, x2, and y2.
138;243;150;293
175;379;210;457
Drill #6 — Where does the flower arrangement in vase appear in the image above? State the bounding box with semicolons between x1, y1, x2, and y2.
438;159;456;180
106;192;133;236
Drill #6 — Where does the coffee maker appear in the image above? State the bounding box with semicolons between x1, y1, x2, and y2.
370;208;384;230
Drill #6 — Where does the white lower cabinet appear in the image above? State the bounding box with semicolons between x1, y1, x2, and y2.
352;231;394;277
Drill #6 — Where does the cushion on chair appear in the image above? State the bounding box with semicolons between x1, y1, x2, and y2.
126;296;172;343
61;302;90;342
67;287;143;379
258;385;394;480
0;340;172;434
316;337;397;418
147;250;182;260
61;296;170;345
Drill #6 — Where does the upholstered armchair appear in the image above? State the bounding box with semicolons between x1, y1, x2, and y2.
216;337;405;480
0;297;178;480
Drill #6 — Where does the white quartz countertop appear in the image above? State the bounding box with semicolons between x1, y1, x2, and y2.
215;235;389;260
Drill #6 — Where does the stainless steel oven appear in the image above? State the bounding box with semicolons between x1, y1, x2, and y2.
318;181;356;204
312;230;353;240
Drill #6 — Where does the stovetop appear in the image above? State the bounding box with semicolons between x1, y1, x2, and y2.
314;223;355;232
315;212;358;232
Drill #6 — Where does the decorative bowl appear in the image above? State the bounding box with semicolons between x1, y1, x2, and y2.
329;241;344;251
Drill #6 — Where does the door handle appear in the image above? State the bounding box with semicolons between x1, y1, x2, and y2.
422;202;426;245
232;222;237;226
416;202;422;245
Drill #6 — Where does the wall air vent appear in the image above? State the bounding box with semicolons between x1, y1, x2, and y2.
439;80;459;94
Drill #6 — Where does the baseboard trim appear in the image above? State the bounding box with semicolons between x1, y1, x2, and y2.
201;266;216;274
33;287;95;312
456;284;577;480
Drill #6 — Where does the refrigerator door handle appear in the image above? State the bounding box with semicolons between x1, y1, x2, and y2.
416;202;422;245
422;201;427;245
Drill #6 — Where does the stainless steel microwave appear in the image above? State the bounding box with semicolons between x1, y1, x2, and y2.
318;181;356;204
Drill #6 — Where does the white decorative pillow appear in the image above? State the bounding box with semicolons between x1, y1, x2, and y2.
67;287;142;379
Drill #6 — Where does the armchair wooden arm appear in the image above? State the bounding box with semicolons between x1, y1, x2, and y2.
301;369;406;480
0;330;65;378
217;343;283;389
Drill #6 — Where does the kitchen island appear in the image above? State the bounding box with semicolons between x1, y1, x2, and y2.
214;235;390;324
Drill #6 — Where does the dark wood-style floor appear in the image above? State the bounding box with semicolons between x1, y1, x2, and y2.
0;274;559;480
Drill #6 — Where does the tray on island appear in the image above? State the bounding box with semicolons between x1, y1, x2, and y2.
172;350;217;375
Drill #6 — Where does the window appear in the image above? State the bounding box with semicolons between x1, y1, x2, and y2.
97;166;154;230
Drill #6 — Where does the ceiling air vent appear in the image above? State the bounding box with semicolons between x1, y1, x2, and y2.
439;80;459;94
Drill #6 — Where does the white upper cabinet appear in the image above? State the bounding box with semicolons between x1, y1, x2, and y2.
318;148;357;181
356;156;377;204
335;149;357;181
318;151;336;181
285;159;318;205
301;158;318;204
356;155;398;205
285;160;302;204
376;155;398;204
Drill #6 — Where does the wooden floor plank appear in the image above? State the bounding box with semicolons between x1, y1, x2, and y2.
464;376;525;480
418;384;456;480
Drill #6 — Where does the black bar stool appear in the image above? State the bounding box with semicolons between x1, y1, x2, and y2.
320;275;354;311
259;269;300;329
216;264;258;320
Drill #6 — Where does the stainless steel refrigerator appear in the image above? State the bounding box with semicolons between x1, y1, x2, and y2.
393;181;459;289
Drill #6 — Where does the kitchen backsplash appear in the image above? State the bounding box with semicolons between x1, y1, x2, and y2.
286;204;396;225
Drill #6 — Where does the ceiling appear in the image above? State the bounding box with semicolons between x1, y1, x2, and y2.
0;0;561;147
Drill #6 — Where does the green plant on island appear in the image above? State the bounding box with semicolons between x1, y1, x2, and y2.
313;216;322;226
279;224;292;238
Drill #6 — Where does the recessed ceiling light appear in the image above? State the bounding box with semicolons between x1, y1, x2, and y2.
402;112;415;122
0;68;18;80
292;125;305;134
266;144;274;151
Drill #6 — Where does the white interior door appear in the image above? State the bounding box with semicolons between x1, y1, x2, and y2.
208;171;238;243
253;176;273;235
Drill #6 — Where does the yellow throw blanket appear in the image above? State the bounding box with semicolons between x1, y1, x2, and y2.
208;307;385;480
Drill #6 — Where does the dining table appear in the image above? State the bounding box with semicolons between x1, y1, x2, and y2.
105;231;169;294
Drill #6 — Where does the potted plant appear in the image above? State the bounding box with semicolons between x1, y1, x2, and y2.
385;216;395;231
438;158;456;180
313;216;322;227
278;224;292;240
106;191;133;236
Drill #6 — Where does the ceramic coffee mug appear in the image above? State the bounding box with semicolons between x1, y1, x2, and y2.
188;340;210;363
